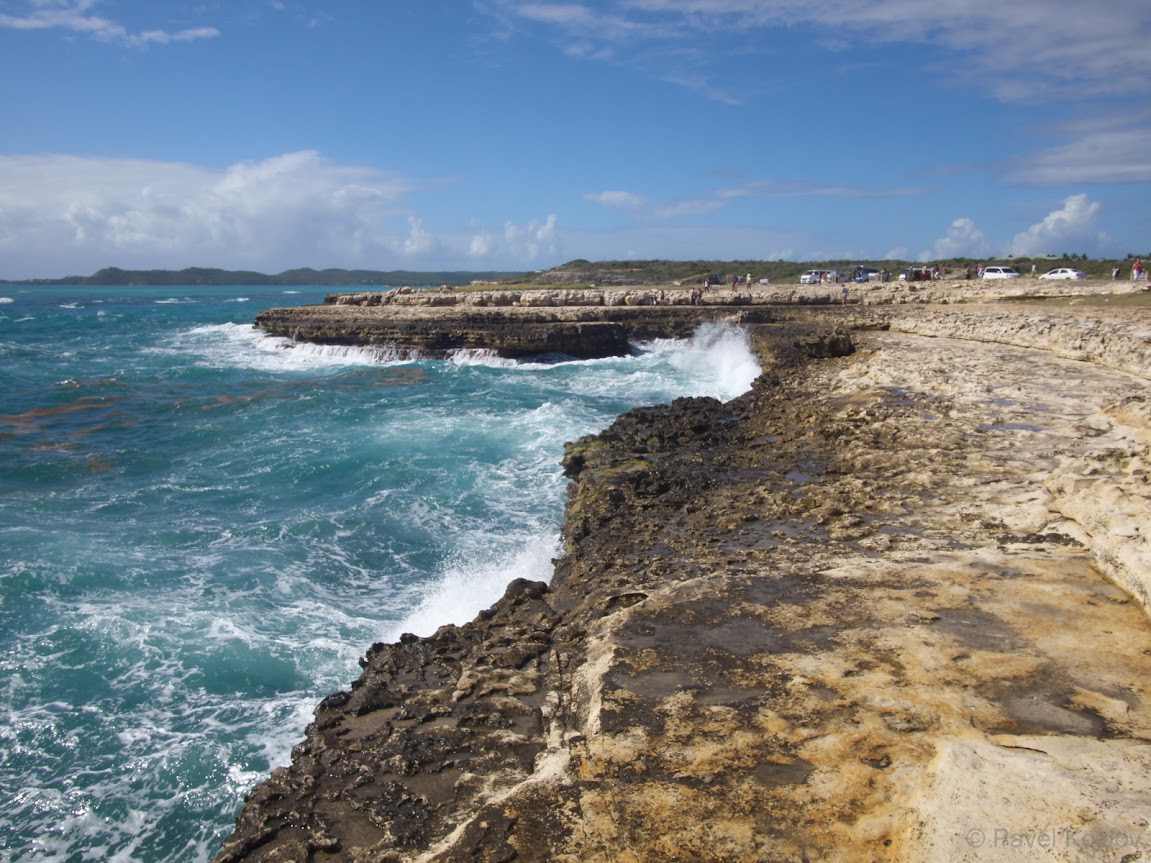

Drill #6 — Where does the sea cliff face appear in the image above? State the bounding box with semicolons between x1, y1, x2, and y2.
218;294;1151;862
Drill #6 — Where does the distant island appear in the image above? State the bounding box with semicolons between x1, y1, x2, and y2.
0;266;531;287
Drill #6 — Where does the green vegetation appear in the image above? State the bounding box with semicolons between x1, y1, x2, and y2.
4;253;1147;288
508;254;1151;285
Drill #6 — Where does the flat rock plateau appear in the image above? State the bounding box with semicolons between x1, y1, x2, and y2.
218;279;1151;862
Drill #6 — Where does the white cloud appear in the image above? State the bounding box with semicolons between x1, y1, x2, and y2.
468;215;560;262
584;190;648;211
0;152;425;277
1008;129;1151;185
0;152;569;277
921;217;989;260
400;216;439;256
0;0;219;46
585;179;926;222
1009;194;1107;256
487;0;1151;102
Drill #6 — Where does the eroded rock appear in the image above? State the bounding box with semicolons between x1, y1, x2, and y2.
216;300;1151;863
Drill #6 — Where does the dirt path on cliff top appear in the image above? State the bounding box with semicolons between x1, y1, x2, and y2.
552;327;1151;863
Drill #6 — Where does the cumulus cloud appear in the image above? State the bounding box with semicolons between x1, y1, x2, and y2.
468;215;560;262
0;152;568;277
922;217;990;260
400;216;439;257
1009;194;1107;256
0;152;430;277
0;0;219;46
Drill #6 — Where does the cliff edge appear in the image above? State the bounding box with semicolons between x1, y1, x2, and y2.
216;297;1151;862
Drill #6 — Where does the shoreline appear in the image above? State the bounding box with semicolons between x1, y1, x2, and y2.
216;294;1151;862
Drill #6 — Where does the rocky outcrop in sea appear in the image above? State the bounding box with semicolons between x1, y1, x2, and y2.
217;286;1151;862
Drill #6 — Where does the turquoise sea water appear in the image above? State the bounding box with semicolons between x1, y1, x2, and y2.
0;285;760;862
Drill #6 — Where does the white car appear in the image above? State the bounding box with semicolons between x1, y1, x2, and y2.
981;266;1021;279
800;269;833;284
1039;267;1086;280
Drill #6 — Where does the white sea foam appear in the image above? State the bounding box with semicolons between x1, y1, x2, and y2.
383;322;760;641
161;322;408;371
388;532;560;639
660;320;761;400
0;296;14;303
447;348;519;367
0;311;764;863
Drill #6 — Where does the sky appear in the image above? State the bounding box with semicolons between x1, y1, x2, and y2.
1;0;1149;279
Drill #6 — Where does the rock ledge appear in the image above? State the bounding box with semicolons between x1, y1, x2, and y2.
216;298;1151;863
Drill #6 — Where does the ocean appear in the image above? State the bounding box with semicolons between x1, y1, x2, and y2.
0;285;760;862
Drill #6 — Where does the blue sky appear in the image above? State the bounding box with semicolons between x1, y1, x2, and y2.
1;0;1149;278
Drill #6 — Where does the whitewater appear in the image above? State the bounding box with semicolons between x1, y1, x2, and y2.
0;285;760;862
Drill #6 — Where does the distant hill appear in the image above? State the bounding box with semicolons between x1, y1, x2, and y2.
3;253;1139;287
532;256;1137;284
0;266;531;287
535;258;905;285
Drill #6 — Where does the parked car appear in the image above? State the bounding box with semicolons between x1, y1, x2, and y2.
800;269;838;284
899;267;933;282
1039;267;1086;280
981;266;1021;279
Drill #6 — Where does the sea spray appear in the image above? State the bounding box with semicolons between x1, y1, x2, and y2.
666;320;761;400
385;322;761;640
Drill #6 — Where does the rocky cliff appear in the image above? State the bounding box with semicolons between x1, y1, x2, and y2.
253;301;777;361
217;292;1151;863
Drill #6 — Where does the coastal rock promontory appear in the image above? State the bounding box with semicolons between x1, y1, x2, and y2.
218;286;1151;862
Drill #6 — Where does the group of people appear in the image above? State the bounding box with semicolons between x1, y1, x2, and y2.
909;266;943;281
1109;260;1145;279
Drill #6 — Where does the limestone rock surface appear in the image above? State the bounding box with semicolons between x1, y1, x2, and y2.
215;296;1151;863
